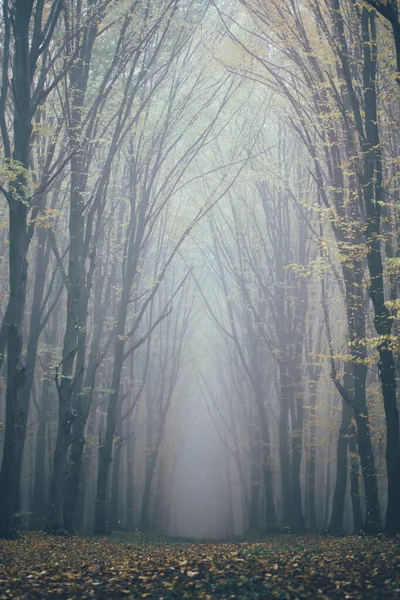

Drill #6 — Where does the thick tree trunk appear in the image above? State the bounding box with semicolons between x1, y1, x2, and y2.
74;400;97;531
47;12;98;531
26;224;57;529
31;392;50;528
353;364;380;532
63;265;108;532
31;336;55;528
0;0;33;538
342;268;381;533
349;422;363;533
47;159;85;535
94;324;126;534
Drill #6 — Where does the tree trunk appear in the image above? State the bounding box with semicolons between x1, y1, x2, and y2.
31;342;54;529
248;422;262;533
47;159;86;535
278;364;292;530
224;452;235;536
75;399;98;531
94;328;126;534
349;422;363;533
46;13;98;532
342;267;381;533
328;400;352;533
335;3;400;535
306;377;318;531
125;419;135;531
0;0;33;538
140;450;158;533
324;428;333;529
110;411;123;531
64;257;111;531
290;371;305;533
254;390;277;531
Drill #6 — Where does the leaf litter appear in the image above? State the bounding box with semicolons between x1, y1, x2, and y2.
0;533;399;599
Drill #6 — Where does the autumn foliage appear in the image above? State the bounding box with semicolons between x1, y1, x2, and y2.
0;534;399;599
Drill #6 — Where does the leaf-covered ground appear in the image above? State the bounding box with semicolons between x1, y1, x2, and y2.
0;533;399;599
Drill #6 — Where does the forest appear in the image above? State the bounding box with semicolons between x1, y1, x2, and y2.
0;0;400;598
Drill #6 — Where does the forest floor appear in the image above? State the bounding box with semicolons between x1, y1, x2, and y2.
0;533;399;599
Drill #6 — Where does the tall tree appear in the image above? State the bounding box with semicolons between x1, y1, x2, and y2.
0;0;64;538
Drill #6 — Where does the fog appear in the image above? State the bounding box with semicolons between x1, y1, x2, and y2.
0;0;400;542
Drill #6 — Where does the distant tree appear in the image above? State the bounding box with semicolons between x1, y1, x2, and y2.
94;62;242;532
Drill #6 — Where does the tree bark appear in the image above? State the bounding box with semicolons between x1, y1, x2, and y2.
0;0;33;538
125;419;135;531
47;10;98;532
328;400;352;533
306;376;319;531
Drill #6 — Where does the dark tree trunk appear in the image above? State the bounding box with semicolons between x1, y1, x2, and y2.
333;2;400;535
25;213;60;529
31;374;52;529
0;0;33;538
353;364;380;532
31;307;59;530
342;268;381;533
74;400;97;532
349;422;363;533
63;265;108;533
47;156;86;534
47;11;98;533
94;304;128;534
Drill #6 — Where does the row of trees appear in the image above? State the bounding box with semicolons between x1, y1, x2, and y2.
0;0;399;539
199;0;399;536
0;0;248;537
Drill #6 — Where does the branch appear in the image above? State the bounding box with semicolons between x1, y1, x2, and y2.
48;229;69;290
122;307;173;363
